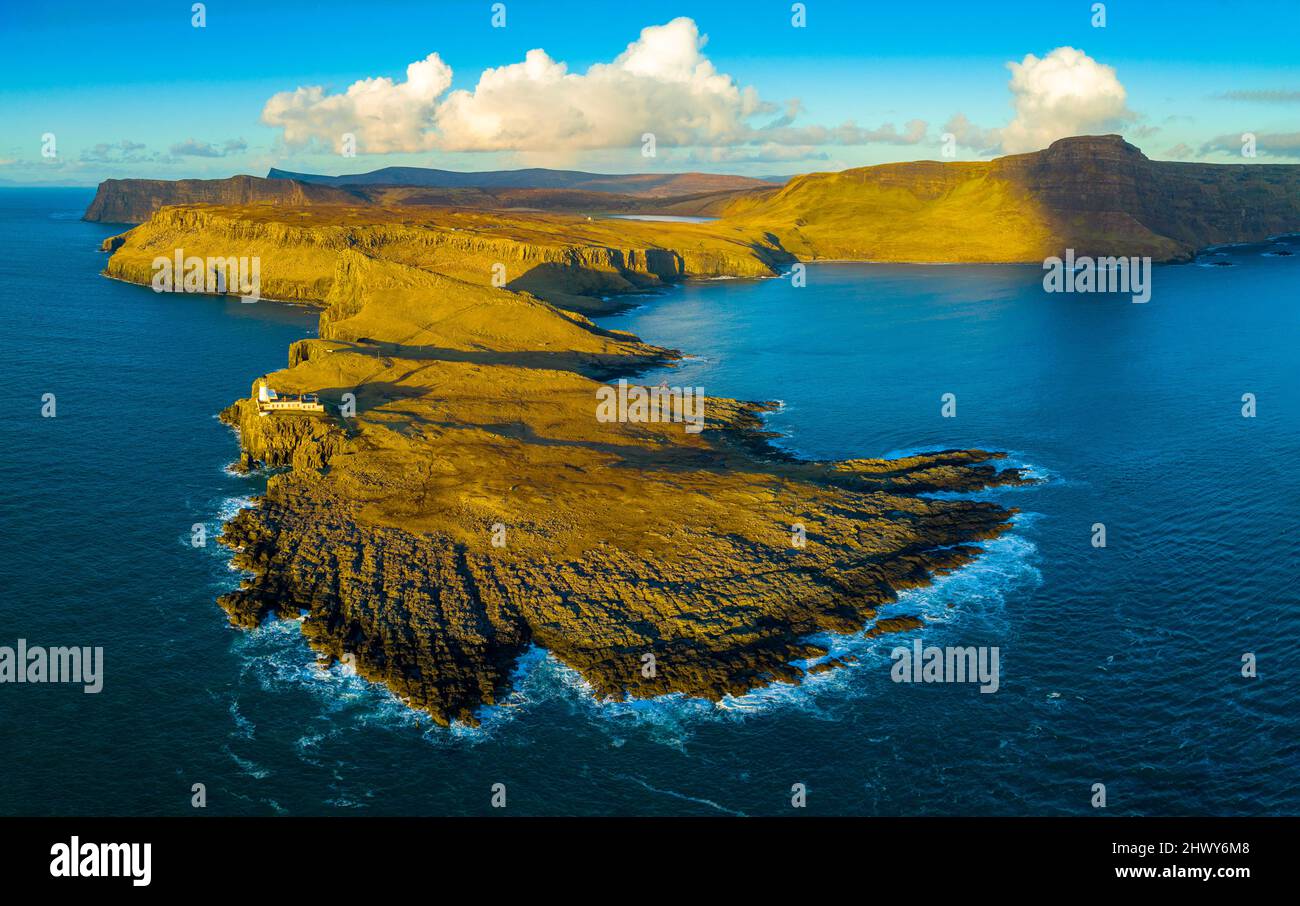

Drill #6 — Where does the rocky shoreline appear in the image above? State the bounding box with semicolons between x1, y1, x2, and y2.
102;201;1037;726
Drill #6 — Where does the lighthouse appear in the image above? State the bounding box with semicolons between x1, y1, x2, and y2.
255;377;324;416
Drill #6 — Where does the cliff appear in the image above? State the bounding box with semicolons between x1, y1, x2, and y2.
85;175;768;224
726;135;1300;262
103;203;1032;726
102;204;793;314
82;175;365;223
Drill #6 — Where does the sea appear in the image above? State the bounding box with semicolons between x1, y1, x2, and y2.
1;187;1296;816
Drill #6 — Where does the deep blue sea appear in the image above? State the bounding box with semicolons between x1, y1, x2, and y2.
2;188;1296;816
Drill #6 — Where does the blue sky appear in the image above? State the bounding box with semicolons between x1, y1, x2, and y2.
2;0;1297;184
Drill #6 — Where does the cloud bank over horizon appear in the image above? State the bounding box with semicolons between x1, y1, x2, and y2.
260;19;1155;168
260;17;930;159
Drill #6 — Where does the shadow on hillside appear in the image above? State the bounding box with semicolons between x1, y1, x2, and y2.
336;338;674;380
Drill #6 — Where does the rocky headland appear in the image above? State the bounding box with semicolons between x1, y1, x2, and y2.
100;199;1032;725
94;135;1300;725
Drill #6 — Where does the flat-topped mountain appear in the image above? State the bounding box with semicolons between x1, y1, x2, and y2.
728;135;1300;261
266;165;776;197
82;174;363;223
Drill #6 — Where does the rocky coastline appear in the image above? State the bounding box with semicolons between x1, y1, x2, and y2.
96;134;1300;724
102;201;1034;725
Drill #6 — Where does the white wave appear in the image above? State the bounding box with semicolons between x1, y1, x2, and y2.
224;746;270;780
223;519;1040;749
228;696;255;740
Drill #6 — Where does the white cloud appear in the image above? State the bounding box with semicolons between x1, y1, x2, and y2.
79;140;152;164
260;18;929;156
262;53;453;152
946;47;1135;156
432;18;766;152
999;47;1134;153
941;113;1001;154
169;137;248;158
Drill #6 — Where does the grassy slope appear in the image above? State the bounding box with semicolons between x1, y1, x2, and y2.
725;162;1063;262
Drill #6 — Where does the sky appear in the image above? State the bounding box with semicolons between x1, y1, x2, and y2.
1;0;1297;185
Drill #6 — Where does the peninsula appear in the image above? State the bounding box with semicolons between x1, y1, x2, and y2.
93;136;1300;724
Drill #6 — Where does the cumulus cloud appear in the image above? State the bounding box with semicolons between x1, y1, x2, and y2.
80;140;150;163
433;18;769;152
999;47;1134;153
169;137;248;158
263;53;453;152
941;46;1133;154
944;47;1135;155
1161;142;1194;159
261;18;928;155
942;113;1000;154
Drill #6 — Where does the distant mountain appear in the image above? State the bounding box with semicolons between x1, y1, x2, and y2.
83;175;363;223
266;166;771;198
87;137;1300;260
84;174;768;223
726;135;1300;261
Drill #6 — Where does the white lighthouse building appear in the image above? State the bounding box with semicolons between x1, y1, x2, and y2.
256;378;325;416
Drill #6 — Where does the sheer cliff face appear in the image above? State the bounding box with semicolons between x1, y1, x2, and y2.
82;175;363;223
100;204;793;314
729;135;1300;262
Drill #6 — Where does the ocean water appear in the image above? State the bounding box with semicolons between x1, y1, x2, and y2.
1;188;1296;816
